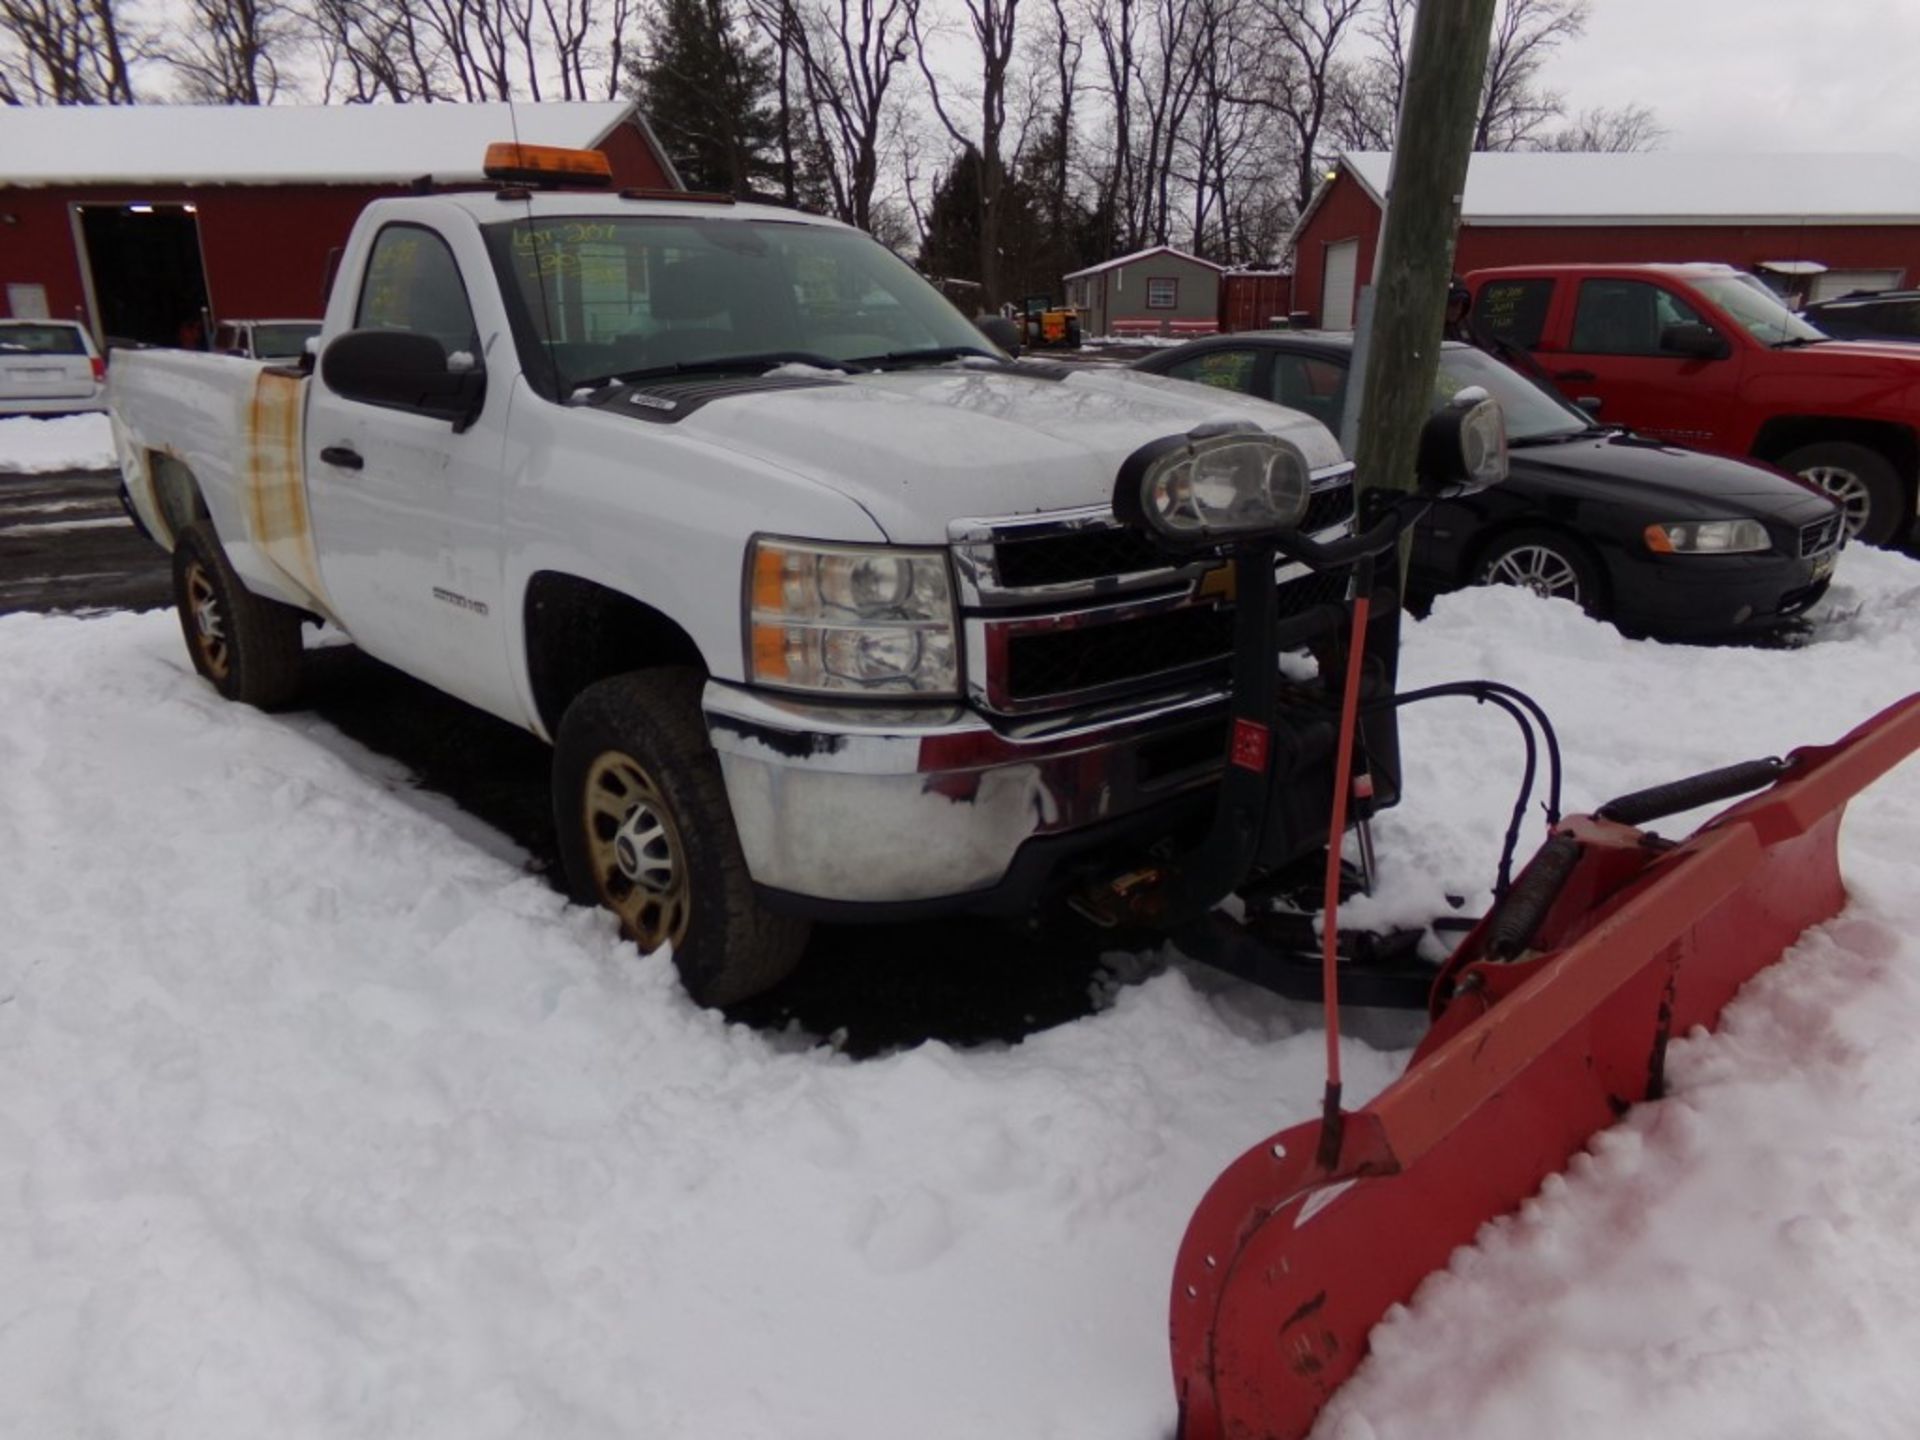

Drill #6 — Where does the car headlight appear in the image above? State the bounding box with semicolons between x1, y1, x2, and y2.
747;538;959;696
1113;426;1312;550
1643;519;1771;554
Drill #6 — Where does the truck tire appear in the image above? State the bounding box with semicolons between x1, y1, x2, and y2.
1777;441;1905;546
170;522;305;708
553;668;809;1007
1475;529;1606;617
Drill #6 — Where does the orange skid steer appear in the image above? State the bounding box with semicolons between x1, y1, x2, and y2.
1090;405;1920;1439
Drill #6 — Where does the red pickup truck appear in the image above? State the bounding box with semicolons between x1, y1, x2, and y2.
1464;262;1920;545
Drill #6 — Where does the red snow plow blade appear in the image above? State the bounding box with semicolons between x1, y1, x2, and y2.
1170;693;1920;1440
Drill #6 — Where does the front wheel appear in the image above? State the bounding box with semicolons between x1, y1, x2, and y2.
170;522;305;707
1777;441;1905;546
1475;529;1605;617
552;668;809;1007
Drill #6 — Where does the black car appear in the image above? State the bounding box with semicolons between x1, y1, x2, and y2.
1131;333;1845;639
1800;290;1920;343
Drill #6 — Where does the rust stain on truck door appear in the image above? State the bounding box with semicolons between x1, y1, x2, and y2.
244;370;333;613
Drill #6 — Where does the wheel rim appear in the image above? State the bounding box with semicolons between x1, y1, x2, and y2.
582;750;691;952
184;560;232;679
1481;545;1585;604
1798;464;1873;538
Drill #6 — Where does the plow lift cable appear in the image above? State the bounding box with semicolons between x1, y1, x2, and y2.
1315;552;1377;1167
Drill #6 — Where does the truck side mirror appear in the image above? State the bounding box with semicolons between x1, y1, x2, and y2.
976;314;1022;358
1660;322;1730;361
321;329;486;431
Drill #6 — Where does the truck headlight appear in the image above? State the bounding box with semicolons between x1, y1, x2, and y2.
1643;519;1770;554
747;538;959;695
1114;426;1311;550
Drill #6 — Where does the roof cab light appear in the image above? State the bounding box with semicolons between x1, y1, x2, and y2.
1644;519;1771;554
481;142;613;188
1114;426;1312;552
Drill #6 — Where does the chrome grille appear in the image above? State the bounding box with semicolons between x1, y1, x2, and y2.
993;568;1351;710
953;462;1359;714
951;463;1356;609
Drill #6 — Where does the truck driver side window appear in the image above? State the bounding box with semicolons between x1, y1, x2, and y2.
356;225;481;365
1570;279;1707;357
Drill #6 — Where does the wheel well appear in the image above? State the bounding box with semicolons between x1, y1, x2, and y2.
1459;520;1611;610
1750;417;1918;491
148;451;210;544
523;572;706;737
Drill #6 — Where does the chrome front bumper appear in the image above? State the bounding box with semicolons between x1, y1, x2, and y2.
702;681;1229;906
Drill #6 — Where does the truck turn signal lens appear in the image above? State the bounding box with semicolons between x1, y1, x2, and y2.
482;143;614;186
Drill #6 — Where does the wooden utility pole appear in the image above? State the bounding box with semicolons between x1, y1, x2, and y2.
1348;0;1499;509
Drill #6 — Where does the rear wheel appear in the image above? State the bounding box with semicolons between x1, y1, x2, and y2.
1475;529;1605;616
170;522;304;707
1777;441;1905;546
553;668;808;1007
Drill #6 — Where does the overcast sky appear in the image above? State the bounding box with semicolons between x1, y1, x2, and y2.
1540;0;1920;152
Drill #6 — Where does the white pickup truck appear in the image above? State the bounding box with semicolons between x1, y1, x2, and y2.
110;159;1369;1006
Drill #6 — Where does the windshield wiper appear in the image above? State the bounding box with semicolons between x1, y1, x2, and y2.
1770;335;1831;349
852;345;999;370
1507;431;1591;448
574;350;865;393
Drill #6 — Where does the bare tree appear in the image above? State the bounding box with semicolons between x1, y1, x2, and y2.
1474;0;1585;150
1538;101;1663;152
0;0;142;102
309;0;453;101
166;0;294;102
911;0;1027;306
750;0;918;230
1227;0;1369;211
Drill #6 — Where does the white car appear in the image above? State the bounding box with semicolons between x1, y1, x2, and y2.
108;147;1369;1009
0;318;108;416
211;318;323;363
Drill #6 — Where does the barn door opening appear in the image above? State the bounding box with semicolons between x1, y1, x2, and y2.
73;202;212;352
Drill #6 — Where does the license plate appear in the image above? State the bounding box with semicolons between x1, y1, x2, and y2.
1813;553;1836;581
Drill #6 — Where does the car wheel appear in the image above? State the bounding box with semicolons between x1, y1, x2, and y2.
1778;441;1904;546
553;667;809;1008
1475;529;1605;616
170;522;305;707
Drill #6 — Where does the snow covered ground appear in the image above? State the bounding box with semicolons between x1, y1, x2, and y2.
1;538;1916;1438
0;414;116;474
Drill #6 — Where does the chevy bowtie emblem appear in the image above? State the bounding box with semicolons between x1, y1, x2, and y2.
1196;561;1238;602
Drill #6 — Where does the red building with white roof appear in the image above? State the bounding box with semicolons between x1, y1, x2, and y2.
1291;150;1920;331
0;101;679;348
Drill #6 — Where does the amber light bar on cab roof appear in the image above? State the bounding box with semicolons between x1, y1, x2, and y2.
482;142;613;187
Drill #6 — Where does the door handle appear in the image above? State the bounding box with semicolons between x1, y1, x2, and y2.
320;445;363;471
1553;369;1597;383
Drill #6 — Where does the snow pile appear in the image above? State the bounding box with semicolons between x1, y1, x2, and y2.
0;536;1916;1438
0;414;116;474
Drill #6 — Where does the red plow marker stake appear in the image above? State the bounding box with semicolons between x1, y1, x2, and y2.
1170;693;1920;1440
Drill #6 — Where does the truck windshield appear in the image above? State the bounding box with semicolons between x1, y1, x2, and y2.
1433;345;1589;443
1690;275;1829;347
485;214;999;395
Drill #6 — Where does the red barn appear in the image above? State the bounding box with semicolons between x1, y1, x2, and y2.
1291;150;1920;330
0;101;680;348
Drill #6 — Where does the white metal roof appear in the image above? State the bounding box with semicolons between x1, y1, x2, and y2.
1321;150;1920;229
0;101;660;188
1064;245;1226;280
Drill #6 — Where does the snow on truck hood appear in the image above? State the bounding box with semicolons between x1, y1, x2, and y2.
659;363;1345;545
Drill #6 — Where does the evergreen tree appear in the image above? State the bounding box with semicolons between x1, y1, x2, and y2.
627;0;781;197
